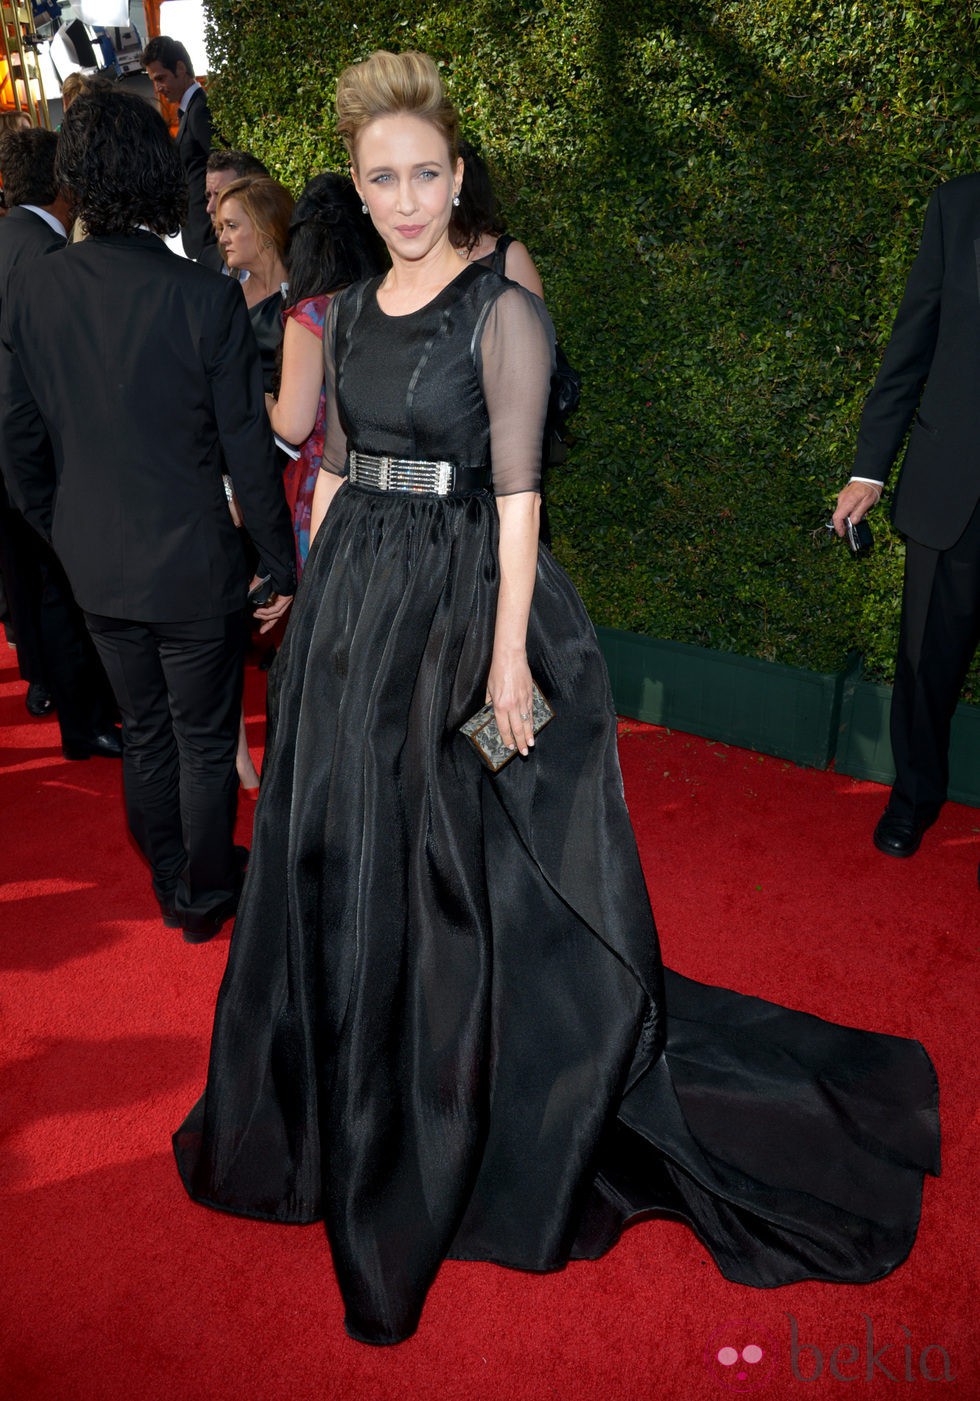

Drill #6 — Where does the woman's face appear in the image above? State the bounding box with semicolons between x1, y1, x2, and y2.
353;113;461;264
216;196;260;270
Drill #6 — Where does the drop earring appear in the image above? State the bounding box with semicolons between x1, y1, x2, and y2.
361;202;368;214
452;194;460;207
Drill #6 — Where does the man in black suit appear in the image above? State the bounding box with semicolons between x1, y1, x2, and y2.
143;35;214;260
833;174;980;872
0;127;121;760
0;91;296;939
198;149;269;275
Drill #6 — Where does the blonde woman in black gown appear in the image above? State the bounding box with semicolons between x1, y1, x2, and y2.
175;50;939;1346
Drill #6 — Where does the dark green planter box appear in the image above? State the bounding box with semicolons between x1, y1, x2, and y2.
835;676;980;806
596;626;853;770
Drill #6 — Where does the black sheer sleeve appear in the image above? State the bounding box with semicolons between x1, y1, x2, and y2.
476;285;556;496
319;294;349;478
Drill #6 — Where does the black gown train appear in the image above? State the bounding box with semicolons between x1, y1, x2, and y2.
174;265;939;1345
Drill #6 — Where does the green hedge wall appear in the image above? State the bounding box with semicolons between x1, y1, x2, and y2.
204;0;980;686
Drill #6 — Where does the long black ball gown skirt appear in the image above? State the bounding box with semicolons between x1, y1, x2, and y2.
174;482;939;1345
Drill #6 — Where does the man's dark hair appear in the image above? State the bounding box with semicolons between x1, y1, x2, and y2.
206;149;269;179
142;34;194;78
0;128;59;207
55;90;187;237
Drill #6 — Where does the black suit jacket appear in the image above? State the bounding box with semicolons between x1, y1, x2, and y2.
0;203;65;268
852;173;980;550
0;229;296;621
177;86;215;260
0;206;66;512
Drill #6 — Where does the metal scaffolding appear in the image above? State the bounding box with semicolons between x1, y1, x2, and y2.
1;1;52;128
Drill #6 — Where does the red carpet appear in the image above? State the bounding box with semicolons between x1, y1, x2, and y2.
1;644;977;1399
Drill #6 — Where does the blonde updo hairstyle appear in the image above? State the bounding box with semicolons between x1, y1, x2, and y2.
216;175;295;259
335;50;460;169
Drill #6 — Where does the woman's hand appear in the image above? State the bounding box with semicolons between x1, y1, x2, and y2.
486;648;535;756
487;492;541;756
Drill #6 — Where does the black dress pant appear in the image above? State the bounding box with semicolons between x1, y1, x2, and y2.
0;503;46;683
85;610;247;924
0;504;116;742
889;496;980;819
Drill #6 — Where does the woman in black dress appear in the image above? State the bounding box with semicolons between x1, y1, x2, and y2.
175;50;939;1347
214;174;295;793
215;175;294;394
449;138;545;296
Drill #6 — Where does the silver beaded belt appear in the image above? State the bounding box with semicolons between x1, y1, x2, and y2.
348;450;457;495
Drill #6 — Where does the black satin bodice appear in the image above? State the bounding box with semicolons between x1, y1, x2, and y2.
322;265;554;494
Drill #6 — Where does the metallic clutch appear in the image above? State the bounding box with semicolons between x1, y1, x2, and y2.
460;684;555;772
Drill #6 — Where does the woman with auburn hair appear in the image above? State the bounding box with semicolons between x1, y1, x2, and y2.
215;175;293;393
175;50;938;1347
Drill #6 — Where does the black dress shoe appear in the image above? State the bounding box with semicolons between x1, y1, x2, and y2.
62;728;123;760
167;849;248;942
159;891;182;929
159;900;232;942
180;902;237;943
873;809;937;858
25;681;54;717
182;921;222;945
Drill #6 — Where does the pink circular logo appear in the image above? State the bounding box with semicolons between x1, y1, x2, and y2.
704;1321;778;1391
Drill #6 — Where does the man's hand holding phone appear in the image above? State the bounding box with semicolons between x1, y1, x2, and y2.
248;574;293;633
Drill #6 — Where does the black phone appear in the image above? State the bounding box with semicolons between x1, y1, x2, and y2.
248;574;275;607
845;517;873;556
